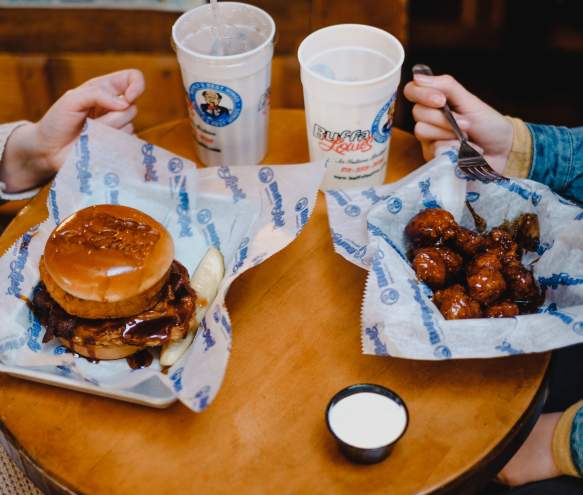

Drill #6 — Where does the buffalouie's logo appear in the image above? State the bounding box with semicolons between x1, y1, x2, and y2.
258;167;285;229
76;132;92;195
313;124;374;155
142;143;159;182
295;197;310;233
232;237;249;274
168;157;192;238
189;82;242;128
6;226;39;297
104;172;120;205
196;208;220;249
217;166;246;203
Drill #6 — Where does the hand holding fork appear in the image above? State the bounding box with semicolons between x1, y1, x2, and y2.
405;65;513;181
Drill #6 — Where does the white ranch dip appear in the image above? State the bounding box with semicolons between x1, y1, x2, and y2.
328;392;407;449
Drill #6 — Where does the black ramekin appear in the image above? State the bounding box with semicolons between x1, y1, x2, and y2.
325;383;409;464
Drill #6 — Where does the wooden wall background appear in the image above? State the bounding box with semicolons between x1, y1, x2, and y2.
0;1;408;131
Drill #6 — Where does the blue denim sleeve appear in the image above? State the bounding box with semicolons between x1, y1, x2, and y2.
571;405;583;476
527;124;583;204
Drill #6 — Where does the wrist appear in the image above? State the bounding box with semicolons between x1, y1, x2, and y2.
0;122;51;193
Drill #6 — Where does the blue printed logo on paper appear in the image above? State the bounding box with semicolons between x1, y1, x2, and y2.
433;345;452;359
332;232;367;260
371;92;397;144
142;143;159;182
48;182;60;225
196;209;220;249
197;208;212;225
258;167;274;184
104;172;120;205
365;325;389;355
466;192;480;203
104;172;120;189
344;204;361;217
295;197;310;233
27;303;42;353
295;197;308;213
76;132;92;195
170;367;183;393
381;288;399;305
168;157;184;174
572;322;583;336
189;82;242;128
232;237;249;274
495;340;524;356
386;196;402;214
218;166;246;203
194;385;211;410
7;226;38;298
258;167;285;229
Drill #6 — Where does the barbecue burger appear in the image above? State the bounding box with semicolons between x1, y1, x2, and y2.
32;204;198;361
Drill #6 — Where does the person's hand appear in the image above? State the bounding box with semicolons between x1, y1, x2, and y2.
497;413;562;486
403;73;513;174
0;69;145;193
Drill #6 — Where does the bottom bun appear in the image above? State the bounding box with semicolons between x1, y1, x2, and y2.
58;337;143;361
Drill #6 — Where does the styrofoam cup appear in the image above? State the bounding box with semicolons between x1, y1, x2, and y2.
172;2;275;166
298;24;404;189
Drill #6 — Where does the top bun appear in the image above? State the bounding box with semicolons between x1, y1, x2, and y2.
43;205;174;303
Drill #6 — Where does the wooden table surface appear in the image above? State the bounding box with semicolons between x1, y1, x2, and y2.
0;109;549;495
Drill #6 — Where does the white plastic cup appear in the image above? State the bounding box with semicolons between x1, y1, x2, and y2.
172;2;275;166
298;24;405;190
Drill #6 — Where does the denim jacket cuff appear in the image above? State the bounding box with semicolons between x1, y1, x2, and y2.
552;400;583;478
504;117;532;179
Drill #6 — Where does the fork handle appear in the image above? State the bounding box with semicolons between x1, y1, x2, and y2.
412;64;467;143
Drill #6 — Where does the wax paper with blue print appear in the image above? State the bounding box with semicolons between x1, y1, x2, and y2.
326;150;583;360
0;119;324;411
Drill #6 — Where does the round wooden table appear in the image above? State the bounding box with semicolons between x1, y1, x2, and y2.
0;109;549;495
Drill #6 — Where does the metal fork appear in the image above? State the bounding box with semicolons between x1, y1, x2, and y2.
412;64;508;182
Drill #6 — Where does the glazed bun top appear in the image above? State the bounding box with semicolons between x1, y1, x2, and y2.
43;204;174;302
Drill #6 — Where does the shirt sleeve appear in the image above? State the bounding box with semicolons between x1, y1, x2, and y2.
552;400;583;477
527;124;583;204
0;121;40;202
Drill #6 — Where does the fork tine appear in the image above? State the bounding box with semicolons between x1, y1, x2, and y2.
460;164;488;181
479;165;508;182
476;166;498;182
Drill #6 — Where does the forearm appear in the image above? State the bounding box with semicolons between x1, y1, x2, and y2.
553;400;583;478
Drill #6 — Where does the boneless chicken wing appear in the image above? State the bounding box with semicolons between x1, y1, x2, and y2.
405;208;458;247
467;268;507;305
454;226;485;257
483;301;520;318
412;247;463;288
467;252;503;274
412;248;447;288
503;263;542;304
434;284;481;320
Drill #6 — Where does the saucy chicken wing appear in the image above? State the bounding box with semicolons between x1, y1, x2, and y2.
467;268;507;305
434;284;481;320
483;301;520;318
405;208;458;247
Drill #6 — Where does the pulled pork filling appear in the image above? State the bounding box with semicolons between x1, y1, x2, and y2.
33;261;196;348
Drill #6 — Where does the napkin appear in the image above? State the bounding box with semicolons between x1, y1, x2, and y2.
0;120;324;411
326;150;583;359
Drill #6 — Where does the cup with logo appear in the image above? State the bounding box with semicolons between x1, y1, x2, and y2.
298;24;405;190
172;2;275;166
